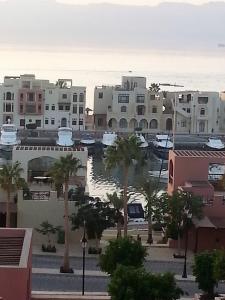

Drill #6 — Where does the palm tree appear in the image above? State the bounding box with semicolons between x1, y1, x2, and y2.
0;161;25;228
49;154;82;273
104;135;142;237
139;179;159;244
106;192;123;238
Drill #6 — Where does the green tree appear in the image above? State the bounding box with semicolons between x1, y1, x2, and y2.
149;83;160;93
35;221;58;248
49;154;82;273
108;265;183;300
99;237;146;275
106;192;124;238
213;249;225;282
71;198;116;250
164;191;203;255
193;251;217;299
104;135;142;236
0;161;25;227
139;179;159;244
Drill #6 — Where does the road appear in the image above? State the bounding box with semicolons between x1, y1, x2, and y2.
32;255;225;297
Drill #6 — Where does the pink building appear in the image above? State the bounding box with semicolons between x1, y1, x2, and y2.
168;150;225;252
0;228;32;300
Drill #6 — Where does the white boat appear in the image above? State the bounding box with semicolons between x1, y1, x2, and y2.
152;135;173;159
149;170;168;183
136;133;148;148
205;138;225;150
80;134;95;145
101;132;117;147
56;127;73;147
0;123;21;151
208;164;225;181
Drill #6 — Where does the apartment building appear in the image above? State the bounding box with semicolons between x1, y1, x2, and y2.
94;76;221;134
0;74;86;130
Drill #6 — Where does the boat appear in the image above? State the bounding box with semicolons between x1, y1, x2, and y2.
148;169;168;183
0;122;21;151
136;133;148;148
152;134;173;159
127;202;146;225
80;134;95;145
101;132;117;147
208;164;225;181
56;127;74;147
205;138;225;150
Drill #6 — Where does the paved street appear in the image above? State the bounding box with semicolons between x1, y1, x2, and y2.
32;255;193;275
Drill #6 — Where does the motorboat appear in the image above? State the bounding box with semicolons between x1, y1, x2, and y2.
205;138;225;150
56;127;73;147
208;164;225;181
136;133;148;148
101;132;117;147
148;169;168;183
80;134;95;145
152;134;173;159
0;123;21;151
127;202;145;224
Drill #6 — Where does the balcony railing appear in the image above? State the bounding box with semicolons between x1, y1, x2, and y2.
23;191;50;201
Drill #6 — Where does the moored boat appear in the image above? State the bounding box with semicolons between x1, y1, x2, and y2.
0;123;21;151
205;137;225;150
56;127;74;147
152;134;173;159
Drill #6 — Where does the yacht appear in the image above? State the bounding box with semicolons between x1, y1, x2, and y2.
56;127;74;147
101;132;117;147
152;134;173;159
136;133;148;148
0;123;21;151
208;164;225;181
205;138;225;150
80;134;95;146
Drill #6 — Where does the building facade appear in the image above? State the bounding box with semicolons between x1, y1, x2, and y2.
94;76;222;134
0;74;86;130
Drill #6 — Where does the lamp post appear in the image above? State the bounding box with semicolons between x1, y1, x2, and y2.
182;211;192;278
81;220;87;295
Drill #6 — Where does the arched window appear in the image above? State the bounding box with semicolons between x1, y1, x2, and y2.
119;118;128;128
149;119;158;129
121;106;127;113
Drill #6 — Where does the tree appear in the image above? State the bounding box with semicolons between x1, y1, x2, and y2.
49;154;82;273
35;221;59;252
108;265;183;300
138;179;159;244
99;237;146;275
164;191;203;255
71;197;116;250
149;83;160;93
0;161;25;227
104;135;142;236
106;192;124;238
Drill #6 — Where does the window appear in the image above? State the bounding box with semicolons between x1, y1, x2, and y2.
45;104;49;110
59;105;63;111
187;108;191;113
150;94;156;101
45;118;49;125
27;92;34;101
51;118;55;125
12;104;14;112
38;105;42;112
73;93;77;102
62;94;67;99
121;106;127;113
49;90;52;94
26;104;36;113
98;92;103;99
6;103;12;112
181;120;187;127
20;104;23;113
198;97;208;104
51;105;55;111
79;119;83;125
73;105;77;114
79;93;84;102
72;119;77;125
65;105;70;111
136;95;145;103
20;119;25;127
36;120;41;127
97;118;103;127
79;106;83;114
22;81;30;88
152;106;157;113
38;94;42;100
20;93;23;99
6;92;12;100
137;105;145;115
200;108;205;115
118;94;129;103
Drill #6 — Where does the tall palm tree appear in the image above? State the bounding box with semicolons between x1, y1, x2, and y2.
139;179;159;244
106;192;123;238
0;161;25;228
104;135;142;237
50;154;82;273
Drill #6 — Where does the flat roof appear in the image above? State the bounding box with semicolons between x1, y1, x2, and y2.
173;150;225;158
14;145;86;152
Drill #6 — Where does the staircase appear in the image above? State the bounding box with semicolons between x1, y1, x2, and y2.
0;236;23;265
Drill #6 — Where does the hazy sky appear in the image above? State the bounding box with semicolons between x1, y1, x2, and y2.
58;0;225;5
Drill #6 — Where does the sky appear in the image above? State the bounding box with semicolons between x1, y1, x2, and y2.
58;0;225;5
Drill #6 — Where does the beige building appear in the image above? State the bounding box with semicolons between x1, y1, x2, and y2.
94;76;221;134
11;145;88;243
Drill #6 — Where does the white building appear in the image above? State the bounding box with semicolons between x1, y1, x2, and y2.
0;75;86;130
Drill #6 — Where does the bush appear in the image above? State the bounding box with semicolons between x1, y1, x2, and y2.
88;247;102;254
99;237;147;275
108;265;183;300
41;244;56;253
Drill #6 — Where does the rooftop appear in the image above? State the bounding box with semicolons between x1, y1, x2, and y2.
173;150;225;158
14;145;86;152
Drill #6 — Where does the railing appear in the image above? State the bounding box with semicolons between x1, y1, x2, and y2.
23;191;50;201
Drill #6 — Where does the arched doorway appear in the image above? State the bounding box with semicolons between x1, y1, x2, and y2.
139;119;148;129
199;121;205;133
129;118;138;129
119;118;128;129
149;119;158;129
108;118;117;129
28;156;57;181
166;118;173;131
61;118;67;127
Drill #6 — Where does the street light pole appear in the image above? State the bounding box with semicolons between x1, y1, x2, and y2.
81;220;87;296
182;226;188;278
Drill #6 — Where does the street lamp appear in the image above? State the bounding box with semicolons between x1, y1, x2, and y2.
182;210;192;278
80;220;87;295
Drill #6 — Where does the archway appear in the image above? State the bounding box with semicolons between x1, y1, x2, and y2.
129;118;138;129
108;118;117;129
149;119;158;129
166;118;173;131
61;118;67;127
119;118;128;129
28;156;57;182
199;121;205;133
139;119;148;129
